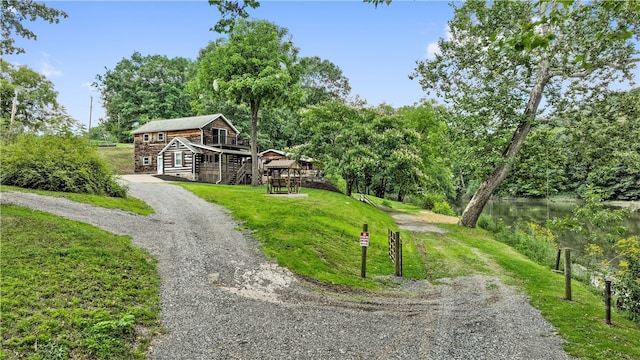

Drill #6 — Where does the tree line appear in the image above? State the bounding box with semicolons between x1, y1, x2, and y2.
2;0;639;228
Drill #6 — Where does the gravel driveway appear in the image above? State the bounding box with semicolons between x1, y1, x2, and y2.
2;177;572;359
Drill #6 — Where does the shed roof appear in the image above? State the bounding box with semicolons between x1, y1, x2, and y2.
191;143;252;156
265;159;300;169
260;149;289;157
132;114;238;134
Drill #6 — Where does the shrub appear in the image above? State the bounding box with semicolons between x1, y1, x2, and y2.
613;236;640;322
432;200;456;216
1;134;127;197
494;222;556;266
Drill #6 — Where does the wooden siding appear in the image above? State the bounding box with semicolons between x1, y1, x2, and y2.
162;142;194;179
134;133;166;173
134;129;201;173
201;117;238;146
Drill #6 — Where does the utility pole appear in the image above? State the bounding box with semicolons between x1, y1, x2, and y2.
88;96;93;139
8;87;19;136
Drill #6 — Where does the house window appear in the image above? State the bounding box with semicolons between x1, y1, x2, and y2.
142;157;152;166
157;132;165;142
214;154;220;163
143;133;150;142
213;128;227;145
175;152;182;167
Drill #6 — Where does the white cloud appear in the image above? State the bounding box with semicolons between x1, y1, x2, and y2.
41;61;62;77
425;25;451;59
39;52;62;77
426;41;440;59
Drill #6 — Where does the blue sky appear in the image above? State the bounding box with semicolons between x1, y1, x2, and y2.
6;0;454;128
8;1;638;130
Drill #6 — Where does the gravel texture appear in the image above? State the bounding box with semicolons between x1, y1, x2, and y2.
1;177;573;359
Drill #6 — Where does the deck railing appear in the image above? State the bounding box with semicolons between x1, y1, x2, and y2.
212;135;250;147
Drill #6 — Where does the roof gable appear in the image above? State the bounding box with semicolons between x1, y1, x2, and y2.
159;137;202;154
132;114;239;134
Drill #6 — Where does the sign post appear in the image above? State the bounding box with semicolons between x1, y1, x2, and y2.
360;224;369;278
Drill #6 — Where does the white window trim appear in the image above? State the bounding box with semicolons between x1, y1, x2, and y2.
143;133;150;142
175;152;182;167
142;156;152;166
157;132;165;142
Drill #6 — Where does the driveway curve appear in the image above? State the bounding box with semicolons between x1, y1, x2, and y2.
1;178;572;359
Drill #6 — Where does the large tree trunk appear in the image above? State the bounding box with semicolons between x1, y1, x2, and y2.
250;100;260;186
459;60;551;227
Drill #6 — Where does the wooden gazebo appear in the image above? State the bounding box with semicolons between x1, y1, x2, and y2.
265;159;302;194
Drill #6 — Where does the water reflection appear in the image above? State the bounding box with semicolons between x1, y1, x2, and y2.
460;198;640;257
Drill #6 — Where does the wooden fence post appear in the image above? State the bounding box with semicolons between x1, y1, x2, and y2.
555;248;562;271
361;224;368;278
605;279;612;325
395;231;402;277
564;248;572;301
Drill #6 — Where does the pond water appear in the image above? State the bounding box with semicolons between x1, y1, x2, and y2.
458;198;640;257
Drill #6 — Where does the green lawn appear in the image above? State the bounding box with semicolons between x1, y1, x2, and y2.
180;183;640;359
0;205;162;359
0;185;153;215
180;183;427;288
2;180;638;359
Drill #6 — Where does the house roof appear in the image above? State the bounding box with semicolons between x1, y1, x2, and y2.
265;159;300;169
160;137;202;154
191;143;252;156
132;114;239;134
260;149;288;157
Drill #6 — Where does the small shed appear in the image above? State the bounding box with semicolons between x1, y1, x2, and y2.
266;160;302;194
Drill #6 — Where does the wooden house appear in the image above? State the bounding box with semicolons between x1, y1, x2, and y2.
132;114;253;184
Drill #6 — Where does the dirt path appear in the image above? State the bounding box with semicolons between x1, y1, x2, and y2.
2;178;572;359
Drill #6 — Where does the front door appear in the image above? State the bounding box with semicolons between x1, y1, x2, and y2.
157;155;163;174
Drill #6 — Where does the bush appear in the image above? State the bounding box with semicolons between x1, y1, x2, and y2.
432;201;456;216
1;135;127;197
494;222;556;266
613;236;640;323
479;216;556;266
477;214;506;233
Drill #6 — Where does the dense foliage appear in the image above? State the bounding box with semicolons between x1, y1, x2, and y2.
498;89;640;201
1;0;68;55
93;52;195;142
300;100;455;209
1;135;127;197
412;0;639;227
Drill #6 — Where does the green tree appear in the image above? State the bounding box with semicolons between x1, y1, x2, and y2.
498;125;568;198
0;58;77;138
1;0;68;55
93;51;194;142
399;101;455;200
410;0;639;227
299;56;351;106
562;89;640;200
189;19;301;185
208;0;260;33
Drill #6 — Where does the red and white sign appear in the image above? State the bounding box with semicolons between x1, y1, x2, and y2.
360;232;370;247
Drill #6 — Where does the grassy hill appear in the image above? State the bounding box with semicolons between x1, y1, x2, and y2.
3;159;639;358
96;143;134;175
